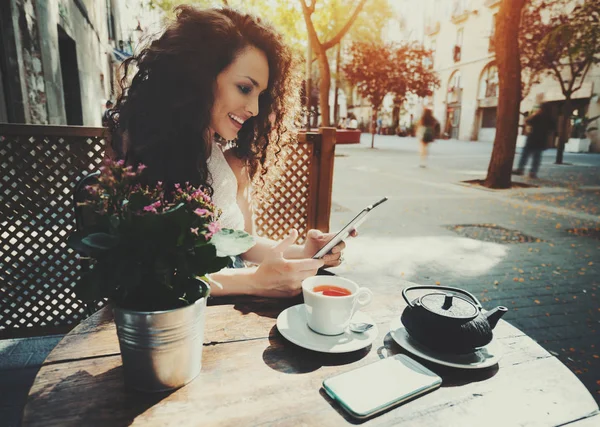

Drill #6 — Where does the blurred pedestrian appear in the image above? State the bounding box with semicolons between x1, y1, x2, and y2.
376;117;382;135
513;102;554;179
347;113;358;130
337;116;347;129
417;108;438;168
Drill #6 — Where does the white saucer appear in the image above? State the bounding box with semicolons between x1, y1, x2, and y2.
276;304;378;353
389;317;502;369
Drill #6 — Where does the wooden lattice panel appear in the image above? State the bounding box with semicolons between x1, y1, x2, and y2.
253;141;313;244
0;126;108;338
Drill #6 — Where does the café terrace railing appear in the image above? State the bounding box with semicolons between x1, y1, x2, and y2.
0;124;335;338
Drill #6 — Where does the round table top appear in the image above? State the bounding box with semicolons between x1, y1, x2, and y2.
22;280;600;426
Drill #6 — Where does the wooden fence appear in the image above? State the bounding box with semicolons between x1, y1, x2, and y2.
0;124;335;338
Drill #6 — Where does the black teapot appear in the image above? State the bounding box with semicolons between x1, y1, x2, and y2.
401;286;508;354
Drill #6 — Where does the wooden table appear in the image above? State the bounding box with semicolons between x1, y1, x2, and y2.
22;276;600;426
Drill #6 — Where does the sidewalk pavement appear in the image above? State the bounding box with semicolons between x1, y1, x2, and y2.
330;133;600;404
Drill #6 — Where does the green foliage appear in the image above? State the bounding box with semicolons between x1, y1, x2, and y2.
69;160;255;311
570;114;600;139
520;0;600;99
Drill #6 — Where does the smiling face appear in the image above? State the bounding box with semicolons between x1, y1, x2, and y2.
210;46;270;141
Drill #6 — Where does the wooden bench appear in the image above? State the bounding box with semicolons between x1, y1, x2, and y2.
0;124;336;339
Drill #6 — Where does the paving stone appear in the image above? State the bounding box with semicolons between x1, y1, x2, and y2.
333;135;600;403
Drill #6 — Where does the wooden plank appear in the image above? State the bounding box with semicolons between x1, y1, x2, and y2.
43;283;530;364
23;333;599;427
315;127;336;232
0;124;109;138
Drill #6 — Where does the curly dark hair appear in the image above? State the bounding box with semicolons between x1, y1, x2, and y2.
109;6;301;193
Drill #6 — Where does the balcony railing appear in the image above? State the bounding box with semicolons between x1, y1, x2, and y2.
447;87;463;104
425;21;440;36
451;9;470;24
484;0;501;7
485;83;498;98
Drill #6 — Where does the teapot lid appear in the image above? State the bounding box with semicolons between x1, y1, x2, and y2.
420;293;478;320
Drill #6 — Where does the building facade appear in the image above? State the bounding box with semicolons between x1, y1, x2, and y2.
424;0;600;151
0;0;162;126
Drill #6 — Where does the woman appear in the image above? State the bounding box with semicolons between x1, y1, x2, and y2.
417;108;438;168
108;6;348;298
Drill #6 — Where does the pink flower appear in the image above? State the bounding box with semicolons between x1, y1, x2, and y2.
85;185;98;195
190;227;199;236
194;208;209;217
143;205;157;213
137;164;147;172
208;222;221;235
116;159;125;167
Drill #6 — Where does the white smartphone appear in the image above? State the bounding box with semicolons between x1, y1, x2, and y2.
322;354;442;420
312;197;388;259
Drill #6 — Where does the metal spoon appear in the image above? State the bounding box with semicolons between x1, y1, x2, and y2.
349;322;374;333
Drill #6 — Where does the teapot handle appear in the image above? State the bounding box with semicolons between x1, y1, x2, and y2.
402;286;483;309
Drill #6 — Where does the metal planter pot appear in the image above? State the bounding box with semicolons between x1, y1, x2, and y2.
113;297;207;392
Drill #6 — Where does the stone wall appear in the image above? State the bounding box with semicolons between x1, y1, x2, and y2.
6;0;112;125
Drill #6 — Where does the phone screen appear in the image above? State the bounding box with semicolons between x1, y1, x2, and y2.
322;354;441;419
312;197;387;259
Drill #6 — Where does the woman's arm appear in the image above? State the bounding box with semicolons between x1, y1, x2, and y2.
207;229;324;298
225;151;345;266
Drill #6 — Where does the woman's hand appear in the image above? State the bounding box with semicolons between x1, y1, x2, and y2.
251;230;324;298
301;229;357;268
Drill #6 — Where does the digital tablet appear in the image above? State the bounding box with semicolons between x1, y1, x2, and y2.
312;197;387;259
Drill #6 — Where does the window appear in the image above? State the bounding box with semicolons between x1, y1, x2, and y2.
481;107;497;128
447;71;462;104
456;28;464;46
454;28;464;62
489;14;497;52
478;63;498;99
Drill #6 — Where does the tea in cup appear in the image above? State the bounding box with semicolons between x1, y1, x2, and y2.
302;276;373;336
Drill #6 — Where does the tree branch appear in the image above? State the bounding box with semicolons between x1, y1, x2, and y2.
322;0;368;51
571;58;593;94
551;63;568;97
300;0;323;53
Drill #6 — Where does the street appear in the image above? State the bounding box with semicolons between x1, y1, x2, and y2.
330;133;600;402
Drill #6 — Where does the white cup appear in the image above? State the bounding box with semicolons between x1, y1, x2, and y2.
302;276;373;336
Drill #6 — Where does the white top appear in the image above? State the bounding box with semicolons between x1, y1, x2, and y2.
206;142;245;230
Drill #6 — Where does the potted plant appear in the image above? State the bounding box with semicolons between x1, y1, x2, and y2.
566;114;599;153
68;159;255;392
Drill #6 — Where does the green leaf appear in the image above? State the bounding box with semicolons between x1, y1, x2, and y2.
67;231;87;254
127;192;153;211
179;276;210;304
209;229;255;257
73;268;106;303
205;256;231;275
82;233;120;251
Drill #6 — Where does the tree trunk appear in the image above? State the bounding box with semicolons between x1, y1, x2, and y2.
555;98;572;164
484;0;526;189
371;108;377;148
300;0;367;128
333;42;342;125
316;52;331;127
